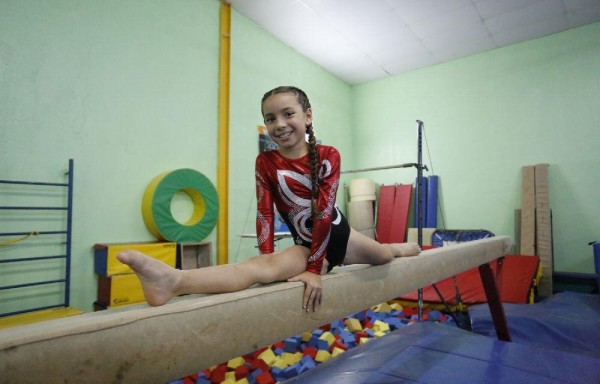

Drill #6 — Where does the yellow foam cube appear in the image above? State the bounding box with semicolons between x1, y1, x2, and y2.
372;302;392;313
235;379;249;384
281;352;302;366
344;318;363;333
227;356;245;369
225;371;237;381
315;350;332;363
332;347;346;357
390;301;403;311
373;320;390;333
301;331;313;342
258;348;277;366
319;331;335;347
272;358;288;369
373;331;387;338
359;337;371;345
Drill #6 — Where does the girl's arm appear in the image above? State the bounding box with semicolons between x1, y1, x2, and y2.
306;147;341;274
255;158;275;254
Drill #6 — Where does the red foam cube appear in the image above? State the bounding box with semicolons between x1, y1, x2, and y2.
303;346;318;359
235;365;250;380
256;371;275;384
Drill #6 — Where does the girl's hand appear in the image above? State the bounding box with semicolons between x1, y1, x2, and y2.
288;271;322;312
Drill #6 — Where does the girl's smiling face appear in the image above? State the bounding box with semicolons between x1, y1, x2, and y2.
262;92;312;159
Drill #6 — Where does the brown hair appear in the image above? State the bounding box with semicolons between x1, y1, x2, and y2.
261;86;320;219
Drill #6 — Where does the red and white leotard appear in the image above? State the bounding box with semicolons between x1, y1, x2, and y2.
255;145;341;274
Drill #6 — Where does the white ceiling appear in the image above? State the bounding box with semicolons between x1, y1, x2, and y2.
230;0;600;85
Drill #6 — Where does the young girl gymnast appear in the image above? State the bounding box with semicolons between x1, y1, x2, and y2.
117;86;421;312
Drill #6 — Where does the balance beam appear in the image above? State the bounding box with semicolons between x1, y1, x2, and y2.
0;236;512;384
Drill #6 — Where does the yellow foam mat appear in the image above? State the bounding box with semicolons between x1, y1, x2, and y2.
0;307;83;329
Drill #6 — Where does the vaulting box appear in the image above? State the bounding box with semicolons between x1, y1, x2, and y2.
97;274;145;307
94;242;176;276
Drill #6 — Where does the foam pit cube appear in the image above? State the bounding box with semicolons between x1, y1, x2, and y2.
302;346;317;359
209;364;227;383
272;358;288;370
281;352;302;366
300;356;316;368
301;331;312;342
332;347;346;357
315;350;332;363
332;340;348;351
373;320;390;333
373;331;387;338
234;365;250;380
282;364;302;379
258;348;277;366
372;302;393;313
284;337;299;353
330;320;345;330
227;356;245;369
255;371;275;384
344;318;363;333
318;331;335;348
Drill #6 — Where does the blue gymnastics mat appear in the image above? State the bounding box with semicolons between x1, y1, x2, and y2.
469;291;600;358
283;321;600;383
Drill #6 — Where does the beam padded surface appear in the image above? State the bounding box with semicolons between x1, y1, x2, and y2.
0;236;512;384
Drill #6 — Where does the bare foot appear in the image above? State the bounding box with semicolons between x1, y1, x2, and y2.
390;242;421;257
116;250;180;306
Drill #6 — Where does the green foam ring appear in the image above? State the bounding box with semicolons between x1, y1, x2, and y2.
142;168;219;242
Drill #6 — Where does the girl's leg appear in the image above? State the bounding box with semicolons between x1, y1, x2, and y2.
117;245;310;306
342;228;421;266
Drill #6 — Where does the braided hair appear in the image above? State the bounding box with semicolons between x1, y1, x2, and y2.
261;86;320;220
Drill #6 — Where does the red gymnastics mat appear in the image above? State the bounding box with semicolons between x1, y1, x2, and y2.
398;254;541;308
376;184;412;243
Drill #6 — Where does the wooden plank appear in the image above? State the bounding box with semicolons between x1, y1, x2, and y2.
514;209;521;254
0;237;513;384
535;164;553;296
520;166;536;255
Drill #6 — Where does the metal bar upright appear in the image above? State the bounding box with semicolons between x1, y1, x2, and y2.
416;120;425;321
64;159;74;307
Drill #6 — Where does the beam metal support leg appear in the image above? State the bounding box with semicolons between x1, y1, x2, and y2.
478;259;511;342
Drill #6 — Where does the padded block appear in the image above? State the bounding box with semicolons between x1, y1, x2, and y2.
94;242;176;276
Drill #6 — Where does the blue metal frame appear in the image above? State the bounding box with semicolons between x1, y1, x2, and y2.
0;159;74;318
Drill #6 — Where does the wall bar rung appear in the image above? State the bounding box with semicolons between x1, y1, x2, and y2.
0;231;67;237
0;180;68;187
0;255;67;264
0;206;68;210
0;279;66;291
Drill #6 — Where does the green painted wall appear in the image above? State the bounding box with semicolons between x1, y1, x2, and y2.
0;0;223;314
353;22;600;274
0;0;597;316
0;0;352;314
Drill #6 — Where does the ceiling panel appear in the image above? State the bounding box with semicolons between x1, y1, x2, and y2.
230;0;600;85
